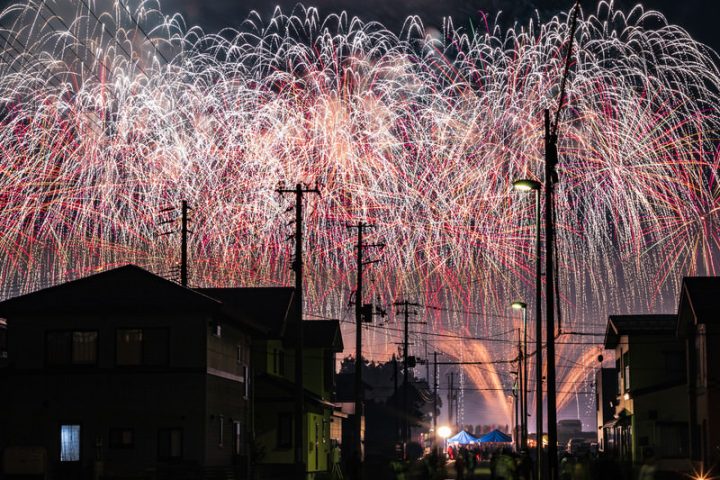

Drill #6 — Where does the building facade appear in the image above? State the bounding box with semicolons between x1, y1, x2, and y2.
0;265;260;479
595;367;618;453
603;314;689;470
676;277;720;471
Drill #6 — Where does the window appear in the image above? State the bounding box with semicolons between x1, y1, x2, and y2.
109;429;134;449
158;428;183;460
233;421;243;456
116;328;169;366
242;365;249;399
622;352;630;390
47;331;97;366
218;415;224;447
277;413;292;449
60;424;81;462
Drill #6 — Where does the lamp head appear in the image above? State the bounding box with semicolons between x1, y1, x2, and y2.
511;301;527;310
512;179;541;191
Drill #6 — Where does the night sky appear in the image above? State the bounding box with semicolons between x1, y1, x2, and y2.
162;0;720;55
1;0;715;430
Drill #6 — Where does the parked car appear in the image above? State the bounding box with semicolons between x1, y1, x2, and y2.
566;438;591;455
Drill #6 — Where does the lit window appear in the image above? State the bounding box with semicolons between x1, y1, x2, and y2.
60;424;81;462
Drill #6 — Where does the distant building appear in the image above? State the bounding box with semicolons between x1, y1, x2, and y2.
557;419;582;447
595;367;618;453
676;277;720;470
603;314;689;469
0;265;261;479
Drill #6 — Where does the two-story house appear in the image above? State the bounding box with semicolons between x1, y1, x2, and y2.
0;265;266;480
195;287;345;479
252;317;343;479
676;277;720;471
603;314;689;470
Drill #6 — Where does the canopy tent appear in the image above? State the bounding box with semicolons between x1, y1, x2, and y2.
478;429;512;443
447;430;480;445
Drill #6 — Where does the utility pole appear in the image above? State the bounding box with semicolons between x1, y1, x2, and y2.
395;300;422;449
517;328;523;451
180;200;189;287
347;222;383;471
393;354;400;443
545;4;580;478
433;351;438;454
544;107;559;480
447;371;454;428
276;183;320;479
158;200;192;287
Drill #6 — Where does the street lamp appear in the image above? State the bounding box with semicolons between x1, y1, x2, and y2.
438;426;452;456
512;301;528;451
512;178;542;477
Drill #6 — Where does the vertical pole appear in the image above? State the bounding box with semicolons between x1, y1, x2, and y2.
433;351;438;454
535;184;544;480
523;307;529;451
448;372;454;428
293;184;305;478
180;200;188;288
393;355;399;443
545;109;559;480
276;183;319;480
517;327;523;451
354;223;364;470
403;300;409;449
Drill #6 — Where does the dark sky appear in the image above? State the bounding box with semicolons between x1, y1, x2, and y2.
163;0;720;54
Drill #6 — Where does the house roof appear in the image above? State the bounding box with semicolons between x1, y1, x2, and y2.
604;314;677;349
194;287;295;337
303;320;344;352
0;264;220;315
677;277;720;337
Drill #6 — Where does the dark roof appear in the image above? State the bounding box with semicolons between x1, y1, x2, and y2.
303;320;343;352
677;277;720;336
604;314;677;349
194;287;295;338
0;265;220;315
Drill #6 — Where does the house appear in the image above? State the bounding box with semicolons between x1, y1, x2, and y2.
0;265;267;479
676;277;720;470
603;314;689;469
249;314;344;479
595;367;618;453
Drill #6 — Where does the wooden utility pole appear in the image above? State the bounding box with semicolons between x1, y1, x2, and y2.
395;300;422;449
276;183;320;479
158;200;191;287
180;200;189;287
347;222;383;471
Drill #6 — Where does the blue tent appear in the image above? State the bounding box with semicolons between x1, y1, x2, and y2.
447;430;480;445
478;429;512;443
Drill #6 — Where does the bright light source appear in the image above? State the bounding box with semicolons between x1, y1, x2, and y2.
512;179;541;192
511;301;527;310
623;392;630;400
438;426;452;439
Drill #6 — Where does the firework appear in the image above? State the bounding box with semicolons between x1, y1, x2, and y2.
0;0;718;422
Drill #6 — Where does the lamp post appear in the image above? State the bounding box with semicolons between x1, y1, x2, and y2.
438;426;452;457
512;178;542;478
512;301;528;451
